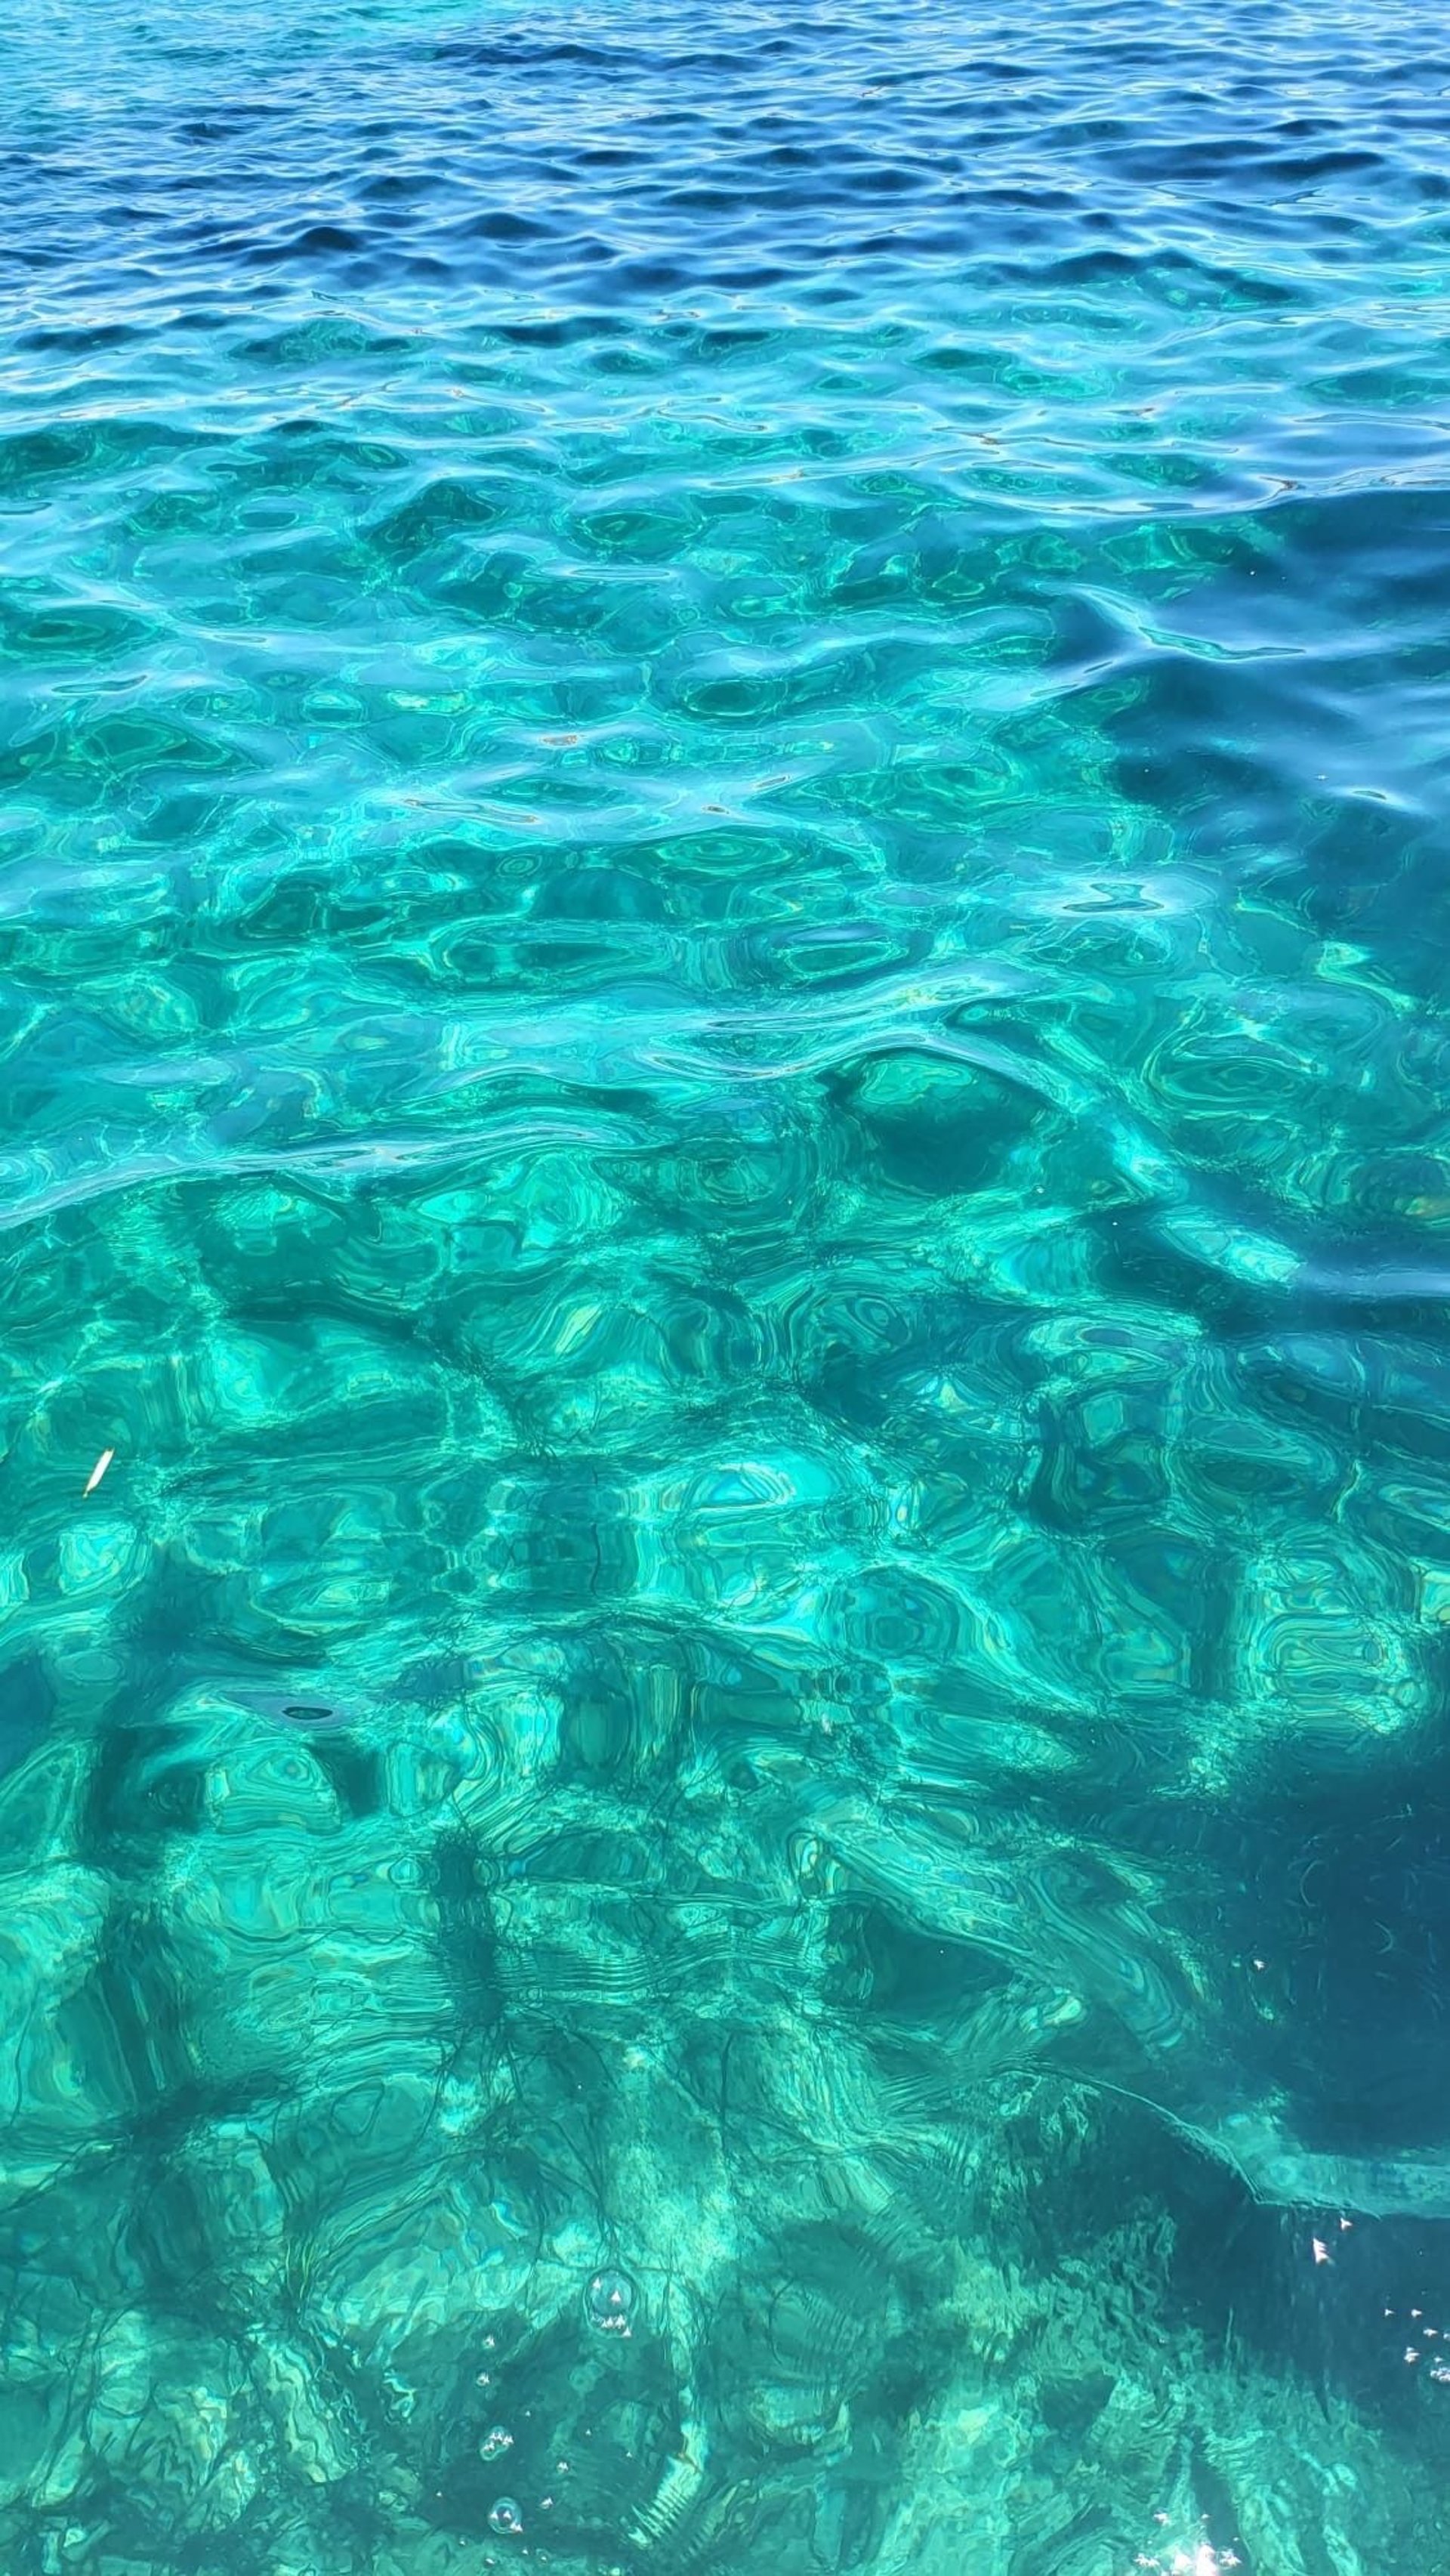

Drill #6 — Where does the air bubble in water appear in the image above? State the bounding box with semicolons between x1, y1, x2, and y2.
587;2267;636;2334
487;2497;523;2537
480;2425;514;2463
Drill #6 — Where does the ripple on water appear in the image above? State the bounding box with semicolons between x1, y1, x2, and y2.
4;0;1450;2571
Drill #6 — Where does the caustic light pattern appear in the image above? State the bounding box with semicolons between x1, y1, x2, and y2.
5;0;1450;2568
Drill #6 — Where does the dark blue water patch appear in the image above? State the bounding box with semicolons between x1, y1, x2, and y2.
6;0;1447;323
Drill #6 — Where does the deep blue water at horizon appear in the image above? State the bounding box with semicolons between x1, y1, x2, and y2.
5;1;1450;2568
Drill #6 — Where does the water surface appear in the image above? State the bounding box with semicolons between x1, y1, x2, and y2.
5;1;1450;2568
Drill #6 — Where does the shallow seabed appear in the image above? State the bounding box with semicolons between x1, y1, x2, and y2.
5;0;1450;2567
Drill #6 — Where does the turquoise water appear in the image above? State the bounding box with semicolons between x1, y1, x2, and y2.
5;0;1450;2565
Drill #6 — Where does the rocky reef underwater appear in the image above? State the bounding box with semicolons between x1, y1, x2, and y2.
5;1502;1450;2576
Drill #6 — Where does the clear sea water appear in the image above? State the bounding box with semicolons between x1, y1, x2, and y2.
5;0;1450;2567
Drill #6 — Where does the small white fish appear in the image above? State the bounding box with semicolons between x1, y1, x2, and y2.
1312;2238;1332;2266
83;1448;115;1496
